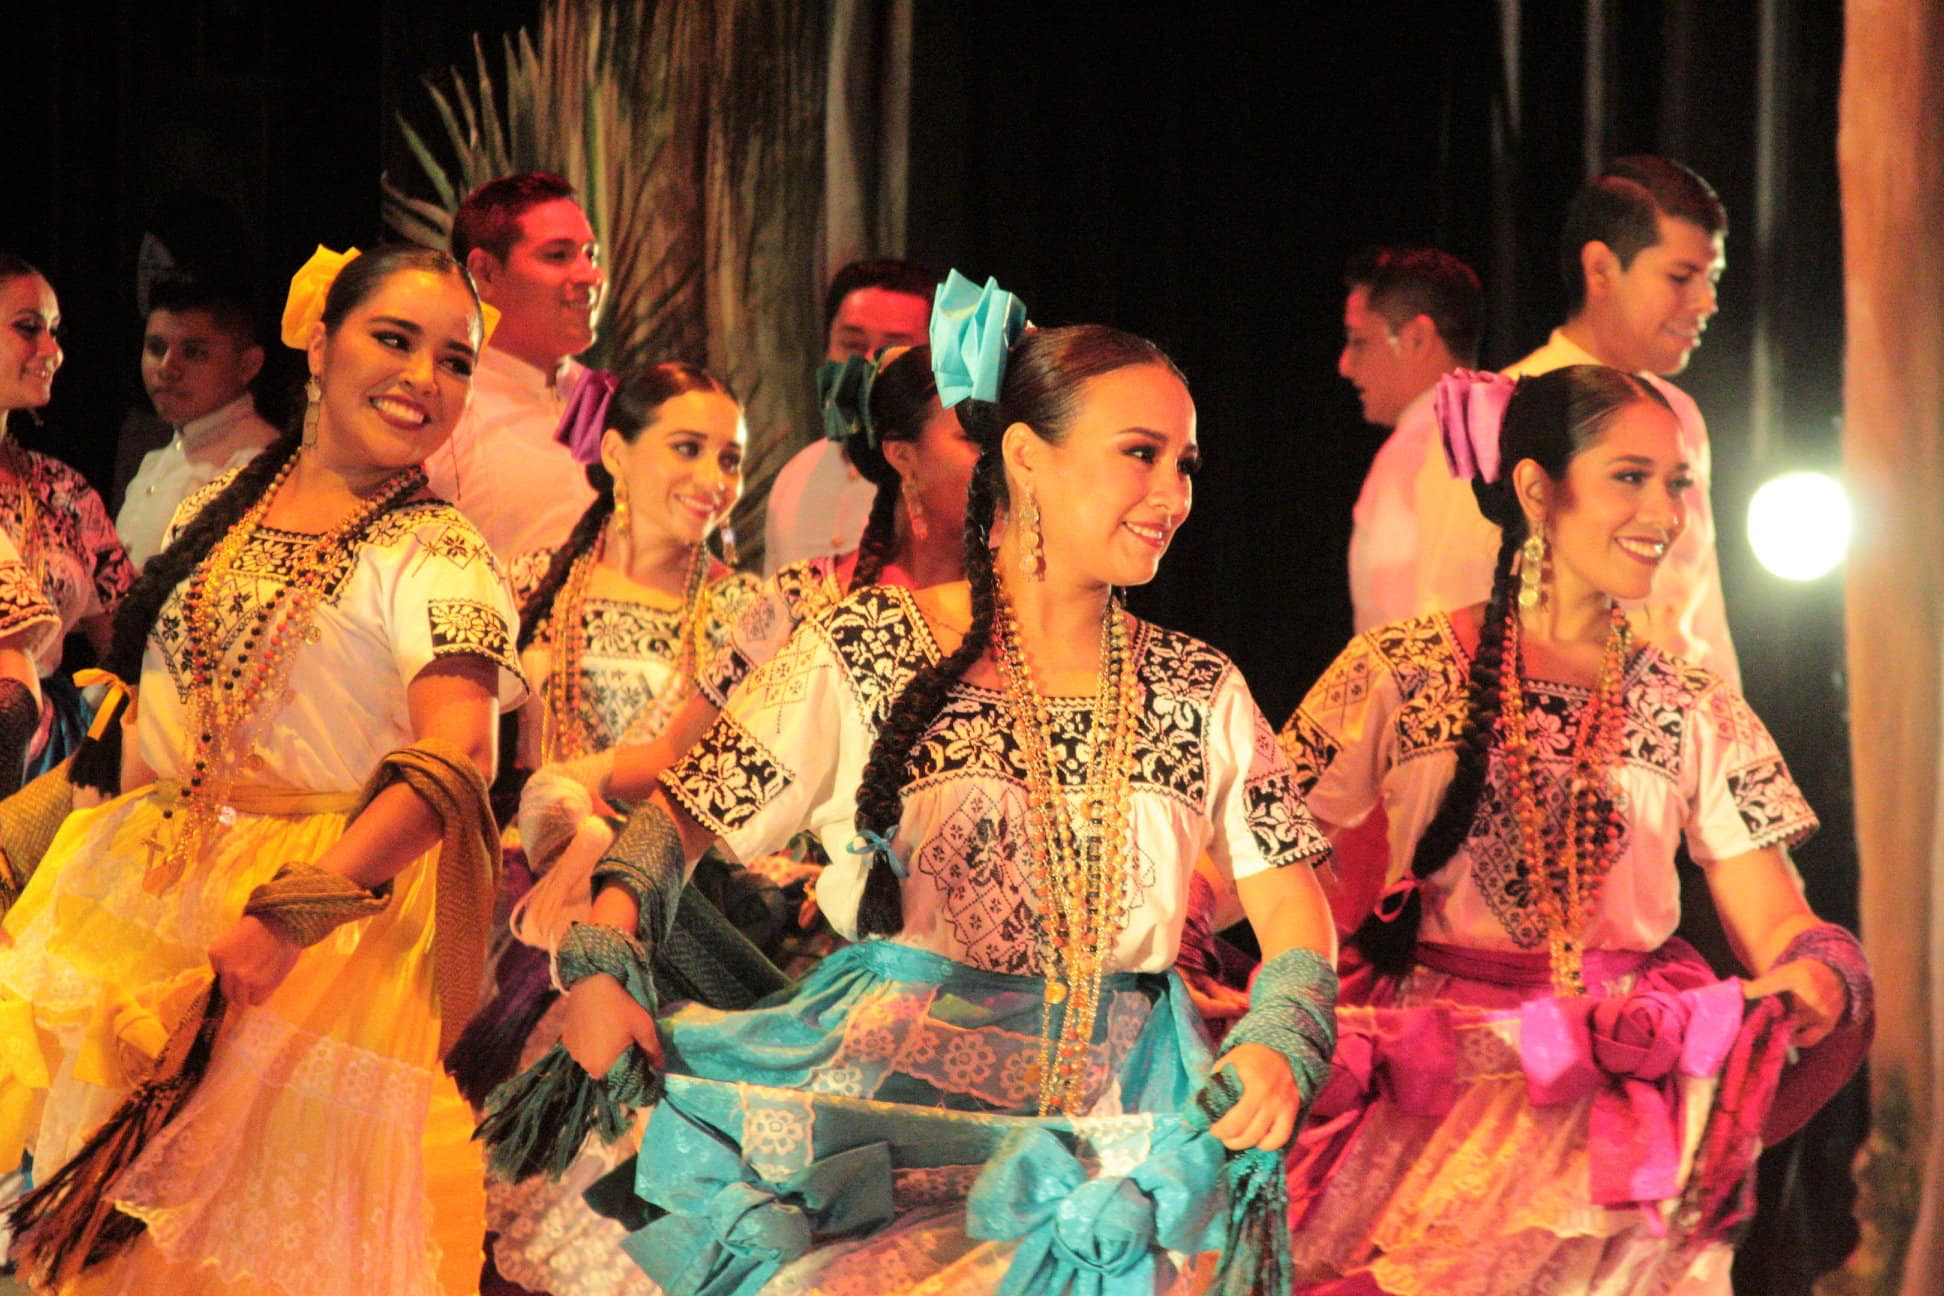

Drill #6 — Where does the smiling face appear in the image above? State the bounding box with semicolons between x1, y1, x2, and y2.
470;197;604;370
1583;214;1724;376
1521;396;1690;606
601;390;746;550
1008;362;1198;590
0;274;62;413
305;268;481;472
142;307;263;425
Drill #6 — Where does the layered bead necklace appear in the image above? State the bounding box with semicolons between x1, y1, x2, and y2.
539;520;711;763
1494;600;1632;995
146;454;425;892
991;579;1142;1116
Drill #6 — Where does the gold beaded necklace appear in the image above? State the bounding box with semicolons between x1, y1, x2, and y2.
539;521;712;762
992;579;1142;1116
1495;601;1632;995
145;455;425;893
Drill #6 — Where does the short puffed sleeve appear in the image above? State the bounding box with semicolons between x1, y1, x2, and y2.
698;569;763;660
1683;673;1818;863
1279;631;1404;830
507;548;556;606
697;557;840;709
662;614;875;864
365;504;526;709
1205;665;1332;882
0;528;57;661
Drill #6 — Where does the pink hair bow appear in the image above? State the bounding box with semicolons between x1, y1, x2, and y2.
1435;368;1518;484
555;369;619;466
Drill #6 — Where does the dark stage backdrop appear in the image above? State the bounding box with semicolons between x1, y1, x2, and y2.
5;1;1858;1287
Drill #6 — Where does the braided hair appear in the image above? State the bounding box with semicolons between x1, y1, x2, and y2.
69;244;484;792
850;325;1186;937
1354;364;1671;973
847;346;939;587
517;362;736;650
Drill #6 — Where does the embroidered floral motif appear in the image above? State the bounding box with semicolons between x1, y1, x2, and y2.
428;598;518;674
739;1087;816;1181
0;558;55;640
1725;756;1817;848
662;711;793;835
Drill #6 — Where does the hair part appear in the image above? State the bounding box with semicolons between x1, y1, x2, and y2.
451;172;580;264
1345;245;1485;367
0;254;44;289
517;362;736;649
1559;156;1727;315
1355;364;1668;972
821;259;940;335
146;275;260;348
849;325;1184;936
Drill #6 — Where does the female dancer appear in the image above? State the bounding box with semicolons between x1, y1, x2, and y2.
596;342;975;806
481;361;755;1296
491;276;1342;1293
0;256;136;773
0;244;525;1295
1280;365;1870;1294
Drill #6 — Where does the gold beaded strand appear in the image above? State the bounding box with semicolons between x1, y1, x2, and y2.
992;578;1142;1115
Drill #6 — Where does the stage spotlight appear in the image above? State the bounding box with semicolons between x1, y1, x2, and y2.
1747;471;1851;581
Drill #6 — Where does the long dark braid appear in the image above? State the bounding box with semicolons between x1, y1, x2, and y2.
848;345;938;589
1351;363;1671;973
852;411;1003;937
517;474;615;651
848;325;1185;938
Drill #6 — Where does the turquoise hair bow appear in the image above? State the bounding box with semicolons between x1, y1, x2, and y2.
816;353;881;448
928;269;1028;409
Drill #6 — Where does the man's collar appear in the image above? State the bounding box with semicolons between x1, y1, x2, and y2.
177;393;259;449
477;346;581;398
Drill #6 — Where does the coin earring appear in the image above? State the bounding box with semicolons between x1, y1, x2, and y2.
903;474;930;544
1518;530;1547;610
302;375;322;449
1021;488;1045;581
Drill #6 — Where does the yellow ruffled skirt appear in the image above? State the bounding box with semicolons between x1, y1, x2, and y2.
0;786;484;1295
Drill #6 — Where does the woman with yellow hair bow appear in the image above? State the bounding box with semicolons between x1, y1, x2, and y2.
0;244;526;1295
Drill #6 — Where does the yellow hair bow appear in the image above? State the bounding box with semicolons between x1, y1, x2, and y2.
280;245;362;350
279;244;501;350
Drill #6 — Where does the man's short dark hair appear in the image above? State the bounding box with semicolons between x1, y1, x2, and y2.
146;275;259;348
1345;246;1484;366
451;172;580;264
1559;156;1727;315
822;259;940;335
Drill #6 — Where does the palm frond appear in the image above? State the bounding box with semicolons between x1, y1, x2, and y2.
384;0;833;570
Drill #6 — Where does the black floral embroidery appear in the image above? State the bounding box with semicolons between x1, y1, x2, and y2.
1278;708;1339;800
0;559;55;639
1725;756;1816;848
662;711;792;836
1246;706;1331;868
428;598;518;674
914;784;1042;973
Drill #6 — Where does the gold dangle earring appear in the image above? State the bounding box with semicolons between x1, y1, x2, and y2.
718;520;740;568
1021;488;1045;581
612;477;631;543
903;474;930;544
1518;529;1547;610
302;375;322;450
